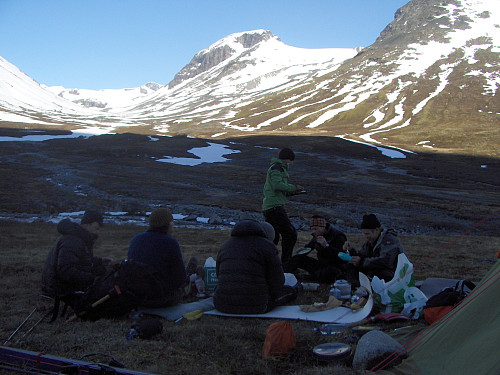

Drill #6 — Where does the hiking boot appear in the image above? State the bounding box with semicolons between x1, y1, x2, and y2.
186;257;198;276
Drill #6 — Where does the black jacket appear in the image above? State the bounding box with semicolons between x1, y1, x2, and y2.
304;223;347;267
214;219;286;314
42;219;103;297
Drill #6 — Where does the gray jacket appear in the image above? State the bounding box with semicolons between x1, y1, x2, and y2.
356;228;403;280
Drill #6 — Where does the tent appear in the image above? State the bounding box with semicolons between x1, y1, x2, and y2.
378;260;500;375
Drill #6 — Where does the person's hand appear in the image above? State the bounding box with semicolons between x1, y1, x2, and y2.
342;241;350;251
295;185;304;192
316;236;328;247
349;256;361;266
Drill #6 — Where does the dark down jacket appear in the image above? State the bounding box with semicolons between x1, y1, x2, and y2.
214;219;286;314
42;219;104;297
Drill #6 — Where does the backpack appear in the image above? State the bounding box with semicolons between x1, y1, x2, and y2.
423;279;475;325
74;259;165;321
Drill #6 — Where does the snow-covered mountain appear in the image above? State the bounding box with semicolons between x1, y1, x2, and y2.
44;82;162;109
0;0;498;156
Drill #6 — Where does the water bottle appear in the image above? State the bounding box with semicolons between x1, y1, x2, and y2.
313;324;348;335
195;276;206;297
126;328;139;340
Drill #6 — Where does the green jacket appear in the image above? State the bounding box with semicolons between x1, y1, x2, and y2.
262;158;297;211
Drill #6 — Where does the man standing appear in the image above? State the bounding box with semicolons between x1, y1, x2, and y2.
42;210;111;298
262;147;304;268
344;214;404;281
127;207;188;307
286;215;348;283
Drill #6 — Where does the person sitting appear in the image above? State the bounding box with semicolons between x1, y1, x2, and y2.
127;207;188;307
286;215;348;283
213;219;297;314
42;210;111;300
343;213;404;281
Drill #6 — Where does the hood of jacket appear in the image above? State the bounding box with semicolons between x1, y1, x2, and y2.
373;227;398;248
231;219;268;239
270;157;288;170
57;218;97;249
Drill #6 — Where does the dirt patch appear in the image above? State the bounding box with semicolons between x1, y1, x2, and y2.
0;131;498;235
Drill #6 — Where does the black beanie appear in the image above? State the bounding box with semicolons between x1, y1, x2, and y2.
360;214;381;229
278;148;295;161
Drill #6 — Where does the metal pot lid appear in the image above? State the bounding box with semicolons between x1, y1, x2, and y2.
312;342;351;359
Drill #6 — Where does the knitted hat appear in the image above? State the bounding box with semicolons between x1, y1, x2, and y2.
310;216;326;228
278;148;295;161
81;210;104;226
360;214;381;229
149;207;173;228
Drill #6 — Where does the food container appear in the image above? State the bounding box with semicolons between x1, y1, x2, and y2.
333;279;351;299
329;287;341;299
312;342;351;362
301;282;319;291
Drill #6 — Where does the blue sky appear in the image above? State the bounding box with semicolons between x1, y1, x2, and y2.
0;0;409;90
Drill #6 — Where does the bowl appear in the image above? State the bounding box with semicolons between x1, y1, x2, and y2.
312;342;351;361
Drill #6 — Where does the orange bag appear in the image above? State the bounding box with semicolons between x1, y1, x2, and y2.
262;321;296;358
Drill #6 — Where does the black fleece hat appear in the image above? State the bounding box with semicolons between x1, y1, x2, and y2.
360;214;381;229
278;147;295;161
81;210;104;226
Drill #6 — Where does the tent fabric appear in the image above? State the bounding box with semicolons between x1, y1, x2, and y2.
378;260;500;375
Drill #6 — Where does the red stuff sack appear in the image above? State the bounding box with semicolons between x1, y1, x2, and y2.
262;321;296;358
423;280;475;325
424;305;455;325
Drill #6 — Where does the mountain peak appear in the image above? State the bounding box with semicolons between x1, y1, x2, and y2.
168;30;279;88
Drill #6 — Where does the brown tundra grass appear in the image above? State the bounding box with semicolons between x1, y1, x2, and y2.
1;221;498;374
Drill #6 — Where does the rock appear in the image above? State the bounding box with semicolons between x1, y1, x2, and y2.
209;214;223;224
352;330;407;372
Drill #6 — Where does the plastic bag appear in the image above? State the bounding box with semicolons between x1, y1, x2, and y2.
284;272;298;287
203;257;218;290
262;321;296;358
371;253;427;319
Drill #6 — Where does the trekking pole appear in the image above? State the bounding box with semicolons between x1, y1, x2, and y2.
14;310;53;346
3;308;37;346
66;285;121;322
66;294;111;322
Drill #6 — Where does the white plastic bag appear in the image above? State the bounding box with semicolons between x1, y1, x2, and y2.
204;257;216;267
371;253;427;319
284;273;298;287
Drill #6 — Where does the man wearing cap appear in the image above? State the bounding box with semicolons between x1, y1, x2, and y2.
262;147;304;268
343;213;404;280
42;210;111;298
127;207;188;307
286;215;348;283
